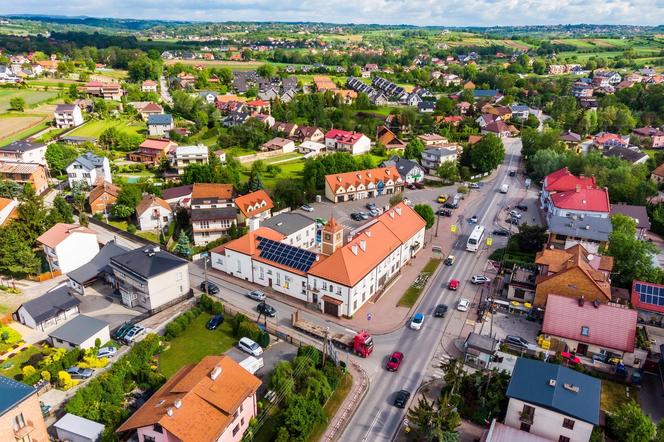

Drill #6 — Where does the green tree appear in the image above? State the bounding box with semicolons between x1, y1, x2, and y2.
607;401;656;442
246;171;264;192
0;180;22;199
174;232;193;257
608;215;660;287
512;224;548;253
654;419;664;442
414;204;435;229
127;55;161;82
0;225;41;276
45;143;79;175
17;185;49;241
48;195;74;225
469;134;505;173
257;63;277;79
437;162;460;183
9;97;25;112
404;138;425;160
273;179;306;209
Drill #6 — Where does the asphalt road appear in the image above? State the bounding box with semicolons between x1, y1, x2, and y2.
342;137;524;442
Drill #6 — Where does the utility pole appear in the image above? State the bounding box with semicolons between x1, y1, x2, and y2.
202;252;209;295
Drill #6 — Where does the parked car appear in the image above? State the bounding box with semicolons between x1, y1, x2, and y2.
350;212;363;221
515;204;528;211
113;323;134;340
394;389;411;408
509;170;516;177
39;401;51;417
66;366;94;380
561;351;581;365
300;204;314;212
238;337;263;357
246;290;266;301
505;335;529;348
437;194;448;203
434;304;448;318
469;215;478;223
206;314;224;330
493;228;510;237
199;281;220;294
509;210;522;219
407;183;417;190
369;208;380;217
403;197;412;206
471;275;490;284
358;212;369;220
444;255;456;266
386;352;404;372
468;182;480;189
443;202;457;209
436;208;452;217
123;325;146;343
257;303;277;317
315;218;327;226
366;202;377;211
410;313;424;330
96;346;117;359
457;298;470;312
507;217;520;225
448;279;460;290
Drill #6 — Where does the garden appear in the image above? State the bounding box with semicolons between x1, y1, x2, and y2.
69;117;146;139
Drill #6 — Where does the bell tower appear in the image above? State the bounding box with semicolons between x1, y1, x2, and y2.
321;217;343;256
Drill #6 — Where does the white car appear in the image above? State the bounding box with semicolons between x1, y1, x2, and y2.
457;298;470;312
509;210;522;219
123;326;145;343
246;290;266;301
96;347;117;359
238;337;263;357
300;204;314;212
403;198;412;206
409;313;424;330
470;275;490;284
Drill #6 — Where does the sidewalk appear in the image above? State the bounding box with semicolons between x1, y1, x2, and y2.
321;361;369;442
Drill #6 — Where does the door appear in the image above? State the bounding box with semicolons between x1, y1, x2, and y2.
268;278;272;287
577;343;589;356
324;301;340;316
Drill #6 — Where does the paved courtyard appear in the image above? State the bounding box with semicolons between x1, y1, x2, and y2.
77;282;141;330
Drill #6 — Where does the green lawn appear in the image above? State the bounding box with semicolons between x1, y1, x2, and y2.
107;220;129;230
159;313;236;378
69;118;146;138
398;259;441;307
0;89;58;112
0;346;41;381
601;380;638;413
243;158;305;189
136;231;160;243
265;152;303;164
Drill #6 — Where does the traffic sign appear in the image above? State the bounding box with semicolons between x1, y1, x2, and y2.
450;225;457;233
367;313;372;321
486;237;493;246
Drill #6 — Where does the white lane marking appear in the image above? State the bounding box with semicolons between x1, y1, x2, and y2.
362;407;384;442
344;327;358;334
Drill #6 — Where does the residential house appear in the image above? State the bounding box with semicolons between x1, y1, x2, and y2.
610;203;651;239
572;81;594;98
234;189;273;228
129;138;177;166
298;140;326;156
510;104;530;120
463;332;498;369
260;137;295;153
539;168;610;220
176;72;196;89
421;147;458;172
66;241;130;296
335;89;358;105
473;89;503;102
261;212;316;249
15;284;81;331
0;161;48;194
246;99;270;114
37;223;99;274
403;92;422;107
541;294;640;366
273;122;299;138
141;80;158;93
162;185;193;208
212;203;425;317
592;71;621;87
456;101;471;114
0;197;17;226
441;116;464;126
0;65;20;83
222;111;251;127
652;163;664;185
253;114;275;128
482;120;517;138
376;126;406;152
313;75;337;92
418;134;449;147
380;155;425;184
324;166;404;203
294;126;325;143
632;126;664;148
48;315;111;350
603;146;649;165
172;145;209;176
593;132;628;150
324;129;371;155
476;113;497;128
505;358;600;442
66;152;112;188
83;81;123;100
130;102;164;120
110;245;190;310
561;130;582;152
506;266;537;304
191;183;236;245
546;215;612;254
631;280;664;328
199;91;218;104
116;355;261;442
54;413;105;442
0;140;47;165
136;194;173;231
147;114;175;137
482;420;551;442
88;181;121;215
417;101;435;113
441;73;461;87
534;244;613;307
53;104;84;128
0;375;49;442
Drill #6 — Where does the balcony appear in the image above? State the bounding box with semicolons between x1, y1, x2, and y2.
14;421;35;439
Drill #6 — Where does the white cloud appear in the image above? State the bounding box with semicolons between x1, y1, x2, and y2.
1;0;662;26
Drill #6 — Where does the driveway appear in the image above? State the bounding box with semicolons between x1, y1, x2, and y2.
77;283;141;330
484;311;541;343
640;373;664;422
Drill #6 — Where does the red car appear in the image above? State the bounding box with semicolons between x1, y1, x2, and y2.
386;351;404;371
561;351;581;365
448;279;460;290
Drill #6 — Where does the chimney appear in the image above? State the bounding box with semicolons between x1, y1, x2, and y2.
359;240;366;251
166;407;174;416
548;379;557;387
351;244;359;255
575;184;580;192
563;383;580;393
210;366;222;380
153;246;160;253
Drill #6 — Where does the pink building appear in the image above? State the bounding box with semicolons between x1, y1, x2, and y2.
117;355;261;442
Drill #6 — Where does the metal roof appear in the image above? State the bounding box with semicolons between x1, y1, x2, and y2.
260;212;315;237
546;215;613;242
67;241;130;285
48;315;109;345
19;284;81;324
0;375;36;416
147;113;173;125
110;246;188;280
54;413;105;439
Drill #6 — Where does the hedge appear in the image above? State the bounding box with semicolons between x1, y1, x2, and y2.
164;307;202;339
199;293;224;315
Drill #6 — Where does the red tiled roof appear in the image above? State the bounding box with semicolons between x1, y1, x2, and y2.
325;129;365;145
652;163;664;178
234;190;273;218
139;139;175;151
544;168;596;192
141;102;163;113
247;99;269;107
37;223;96;248
325;166;402;193
542;294;637;353
550;187;610;213
594;132;627;146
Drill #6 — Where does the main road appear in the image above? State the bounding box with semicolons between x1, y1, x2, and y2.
342;137;524;442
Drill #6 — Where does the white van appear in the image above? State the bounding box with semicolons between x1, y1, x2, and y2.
238;337;263;357
500;184;509;194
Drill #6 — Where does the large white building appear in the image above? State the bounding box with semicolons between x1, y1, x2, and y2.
66;152;112;188
211;203;425;317
172;145;209;176
53;104;84;128
37;223;99;274
324;129;371;155
324;167;404;203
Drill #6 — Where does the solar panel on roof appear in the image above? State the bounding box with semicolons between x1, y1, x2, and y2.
256;236;317;272
635;282;664;307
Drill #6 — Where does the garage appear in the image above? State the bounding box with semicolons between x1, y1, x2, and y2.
322;295;343;317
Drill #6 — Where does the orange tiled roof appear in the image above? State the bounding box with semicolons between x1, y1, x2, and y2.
139;138;176;151
234;190;273;218
214;226;284;256
117;355;261;441
325;167;402;193
192;183;234;200
37;223;96;248
652;163;664;178
89;181;121;203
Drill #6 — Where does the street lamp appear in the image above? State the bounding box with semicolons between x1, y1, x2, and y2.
201;251;209;295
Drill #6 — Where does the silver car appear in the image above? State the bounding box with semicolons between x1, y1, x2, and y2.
246;290;266;301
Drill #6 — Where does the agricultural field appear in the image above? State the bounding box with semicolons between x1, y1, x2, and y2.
0;89;58;112
0;114;50;146
69;118;146;138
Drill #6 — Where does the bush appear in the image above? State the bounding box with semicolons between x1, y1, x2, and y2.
238;320;262;342
165;321;184;339
22;365;36;378
41;371;51;382
200;293;225;315
231;313;248;336
127;224;137;234
0;325;22;345
57;371;79;390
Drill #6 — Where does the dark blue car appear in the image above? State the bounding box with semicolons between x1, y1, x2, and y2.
206;314;224;330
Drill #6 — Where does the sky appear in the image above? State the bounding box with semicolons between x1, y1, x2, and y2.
1;0;663;27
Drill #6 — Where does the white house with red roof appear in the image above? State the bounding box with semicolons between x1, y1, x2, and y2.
234;190;273;228
324;129;371;155
324;167;404;203
540;168;610;220
141;80;158;93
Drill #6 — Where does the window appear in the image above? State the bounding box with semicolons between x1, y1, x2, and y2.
232;424;240;436
233;410;239;420
241;417;245;426
144;437;156;442
236;260;241;272
259;267;264;280
329;284;334;292
562;418;575;430
153;424;163;433
559;437;570;442
240;404;244;412
12;413;26;431
520;404;535;424
322;282;327;290
581;326;590;336
520;422;530;432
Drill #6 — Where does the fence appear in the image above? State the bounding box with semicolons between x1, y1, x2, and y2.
127;290;195;326
27;270;62;282
236;149;289;164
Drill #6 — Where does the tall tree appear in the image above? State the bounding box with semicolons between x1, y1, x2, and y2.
45;143;79;176
414;204;435;229
0;225;41;276
607;401;656;442
173;232;193;257
16;185;49;241
437;162;460;183
469;134;505;173
608;214;661;287
404;138;425;160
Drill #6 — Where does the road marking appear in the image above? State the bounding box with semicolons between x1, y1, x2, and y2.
362;407;383;442
344;327;358;334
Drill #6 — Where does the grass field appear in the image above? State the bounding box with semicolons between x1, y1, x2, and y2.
0;89;58;112
241;157;305;189
398;259;441;308
165;59;266;70
136;231;160;243
600;380;638;413
159;313;236;378
69;118;146;138
0;114;50;146
265;152;303;164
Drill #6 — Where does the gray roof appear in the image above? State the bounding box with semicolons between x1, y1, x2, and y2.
0;140;45;153
0;375;37;416
19;285;81;324
465;332;497;353
55;104;77;113
603;146;648;164
547;215;612;242
111;246;188;280
424;147;456;159
507;358;600;425
610;203;651;230
191;207;237;221
54;413;105;439
147;114;173;125
48;315;109;345
67;241;130;285
72;152;106;171
261;212;315;236
380;155;421;179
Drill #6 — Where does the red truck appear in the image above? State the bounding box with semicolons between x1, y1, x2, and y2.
291;310;374;357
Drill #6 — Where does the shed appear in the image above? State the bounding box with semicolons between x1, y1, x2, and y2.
48;315;110;350
463;332;497;368
54;413;105;442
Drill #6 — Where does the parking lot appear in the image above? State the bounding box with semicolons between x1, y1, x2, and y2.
478;311;542;345
77;282;142;330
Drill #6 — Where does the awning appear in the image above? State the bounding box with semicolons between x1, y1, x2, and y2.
322;295;343;305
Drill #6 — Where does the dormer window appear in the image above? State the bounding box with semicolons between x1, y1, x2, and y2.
581;326;589;336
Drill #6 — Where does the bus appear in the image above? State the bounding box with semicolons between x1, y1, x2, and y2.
466;226;485;252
